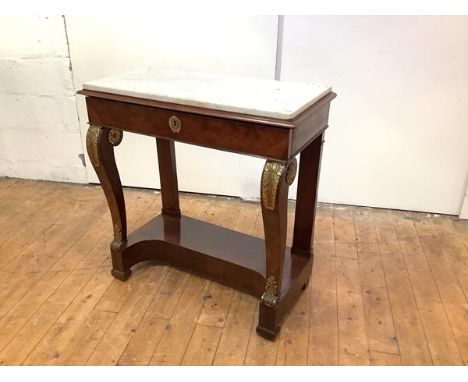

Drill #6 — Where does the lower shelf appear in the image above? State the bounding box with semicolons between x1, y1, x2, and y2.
120;214;311;297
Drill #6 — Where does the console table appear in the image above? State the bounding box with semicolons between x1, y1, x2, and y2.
78;69;335;340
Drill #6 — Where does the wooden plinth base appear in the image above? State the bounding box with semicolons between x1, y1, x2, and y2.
112;214;312;339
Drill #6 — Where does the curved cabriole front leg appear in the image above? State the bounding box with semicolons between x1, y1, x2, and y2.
257;158;297;339
86;125;129;280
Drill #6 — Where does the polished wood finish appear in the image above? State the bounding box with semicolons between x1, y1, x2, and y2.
78;89;336;130
156;138;180;217
85;96;291;161
0;179;468;365
292;133;324;257
81;89;336;339
257;159;293;338
113;214;308;299
85;126;128;281
81;91;337;161
290;97;331;156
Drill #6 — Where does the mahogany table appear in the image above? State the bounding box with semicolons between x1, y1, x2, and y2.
79;69;336;340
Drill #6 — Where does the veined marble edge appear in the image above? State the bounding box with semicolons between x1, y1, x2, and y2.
82;69;332;120
81;85;332;120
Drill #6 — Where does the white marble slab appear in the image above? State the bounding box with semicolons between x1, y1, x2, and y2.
83;68;332;120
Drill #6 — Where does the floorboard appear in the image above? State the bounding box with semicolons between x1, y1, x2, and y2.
0;178;466;365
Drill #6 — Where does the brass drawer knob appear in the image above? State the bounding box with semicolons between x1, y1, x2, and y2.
168;116;182;134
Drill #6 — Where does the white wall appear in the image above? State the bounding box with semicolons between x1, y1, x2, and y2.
281;16;468;215
1;16;467;217
0;16;86;183
65;16;281;198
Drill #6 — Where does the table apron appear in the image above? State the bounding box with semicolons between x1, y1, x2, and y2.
86;97;292;161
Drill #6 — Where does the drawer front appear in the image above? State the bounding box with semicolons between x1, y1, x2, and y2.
86;97;291;161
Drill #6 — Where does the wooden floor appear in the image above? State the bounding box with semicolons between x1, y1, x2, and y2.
0;178;467;366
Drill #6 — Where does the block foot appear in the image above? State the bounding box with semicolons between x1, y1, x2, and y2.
256;324;280;340
111;268;131;281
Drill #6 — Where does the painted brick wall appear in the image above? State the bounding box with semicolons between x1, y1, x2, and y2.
0;16;86;183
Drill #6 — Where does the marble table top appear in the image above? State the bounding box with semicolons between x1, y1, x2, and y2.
82;68;332;120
